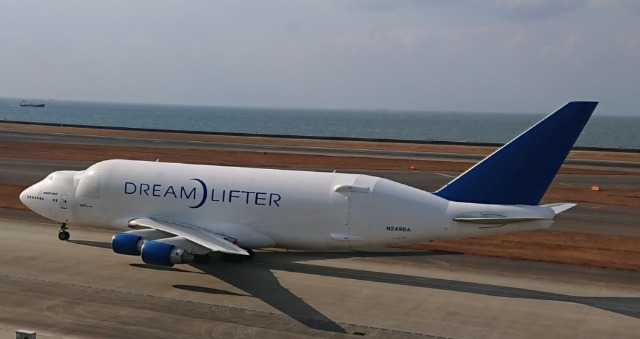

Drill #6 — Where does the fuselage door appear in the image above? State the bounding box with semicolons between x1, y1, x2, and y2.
329;175;373;249
345;185;371;248
60;194;68;209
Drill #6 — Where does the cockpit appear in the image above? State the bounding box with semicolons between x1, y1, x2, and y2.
20;171;79;226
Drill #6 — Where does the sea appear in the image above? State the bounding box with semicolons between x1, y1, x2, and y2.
1;98;639;150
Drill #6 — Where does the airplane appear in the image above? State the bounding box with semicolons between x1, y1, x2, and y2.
19;101;597;266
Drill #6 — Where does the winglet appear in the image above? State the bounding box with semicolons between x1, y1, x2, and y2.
434;102;598;205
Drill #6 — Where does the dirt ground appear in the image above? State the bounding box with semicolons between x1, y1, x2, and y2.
2;122;640;271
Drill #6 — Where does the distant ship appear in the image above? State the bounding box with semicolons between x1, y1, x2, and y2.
19;100;45;108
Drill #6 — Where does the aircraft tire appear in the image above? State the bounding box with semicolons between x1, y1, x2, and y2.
58;231;70;241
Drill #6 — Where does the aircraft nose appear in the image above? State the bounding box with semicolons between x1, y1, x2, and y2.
20;185;34;208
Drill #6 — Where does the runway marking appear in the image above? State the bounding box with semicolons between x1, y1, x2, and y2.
422;258;452;266
434;173;456;178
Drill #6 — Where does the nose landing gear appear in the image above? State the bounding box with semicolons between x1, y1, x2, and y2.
58;223;70;241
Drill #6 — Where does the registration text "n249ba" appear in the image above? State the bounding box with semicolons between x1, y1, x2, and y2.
386;226;411;232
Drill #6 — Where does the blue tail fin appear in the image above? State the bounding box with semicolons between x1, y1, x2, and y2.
434;101;598;205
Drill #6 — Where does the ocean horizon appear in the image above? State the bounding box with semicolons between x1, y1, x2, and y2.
1;97;639;149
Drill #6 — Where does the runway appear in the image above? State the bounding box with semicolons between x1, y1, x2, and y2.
1;127;639;337
1;213;639;338
2;129;639;170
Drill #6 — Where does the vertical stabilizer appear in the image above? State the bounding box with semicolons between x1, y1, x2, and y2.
434;101;597;205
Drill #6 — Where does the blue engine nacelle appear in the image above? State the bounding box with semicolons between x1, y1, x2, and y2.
141;240;195;267
112;233;142;255
112;229;173;256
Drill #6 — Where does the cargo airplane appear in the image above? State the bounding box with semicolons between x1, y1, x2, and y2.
20;102;597;266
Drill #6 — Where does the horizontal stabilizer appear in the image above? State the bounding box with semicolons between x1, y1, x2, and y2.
453;216;552;224
544;203;577;215
128;218;249;256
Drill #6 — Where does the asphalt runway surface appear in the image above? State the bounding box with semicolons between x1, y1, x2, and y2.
1;130;639;338
1;213;639;339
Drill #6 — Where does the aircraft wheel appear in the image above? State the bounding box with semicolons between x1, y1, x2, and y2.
246;249;255;259
58;231;70;241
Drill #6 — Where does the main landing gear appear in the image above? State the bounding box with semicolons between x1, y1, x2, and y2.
58;223;70;241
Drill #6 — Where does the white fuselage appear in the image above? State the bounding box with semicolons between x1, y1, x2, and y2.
21;159;557;251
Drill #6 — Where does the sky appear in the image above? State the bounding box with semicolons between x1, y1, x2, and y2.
1;0;639;115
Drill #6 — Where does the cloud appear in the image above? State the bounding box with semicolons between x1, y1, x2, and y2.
538;34;584;64
329;28;433;53
589;0;640;15
347;0;450;12
493;0;586;21
0;1;638;114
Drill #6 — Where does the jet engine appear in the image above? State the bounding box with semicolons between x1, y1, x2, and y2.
140;236;212;266
113;229;210;266
140;240;195;266
112;229;172;255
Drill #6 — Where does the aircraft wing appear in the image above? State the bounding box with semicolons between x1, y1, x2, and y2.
128;218;250;256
